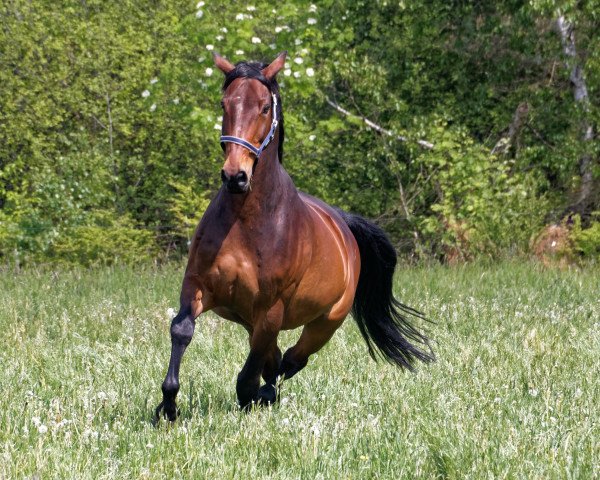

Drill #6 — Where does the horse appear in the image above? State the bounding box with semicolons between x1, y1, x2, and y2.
154;51;434;421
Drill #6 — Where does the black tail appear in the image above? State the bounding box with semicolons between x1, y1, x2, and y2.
337;210;435;370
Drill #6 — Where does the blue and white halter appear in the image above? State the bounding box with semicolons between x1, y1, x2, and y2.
220;92;278;159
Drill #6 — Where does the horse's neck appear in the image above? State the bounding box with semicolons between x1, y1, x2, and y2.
226;153;299;221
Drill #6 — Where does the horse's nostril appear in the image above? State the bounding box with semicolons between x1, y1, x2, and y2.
221;169;229;183
235;171;248;184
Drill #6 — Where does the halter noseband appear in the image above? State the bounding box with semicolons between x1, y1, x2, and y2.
220;92;278;159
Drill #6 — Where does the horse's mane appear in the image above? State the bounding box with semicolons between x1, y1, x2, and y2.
222;61;285;163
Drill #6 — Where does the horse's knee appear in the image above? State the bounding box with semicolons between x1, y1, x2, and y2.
170;314;195;346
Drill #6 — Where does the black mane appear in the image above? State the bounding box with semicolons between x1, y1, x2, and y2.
222;61;285;163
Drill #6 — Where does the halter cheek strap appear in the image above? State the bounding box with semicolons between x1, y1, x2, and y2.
220;93;278;159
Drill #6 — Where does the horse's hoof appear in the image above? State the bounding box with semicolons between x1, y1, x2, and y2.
154;401;178;423
257;384;277;405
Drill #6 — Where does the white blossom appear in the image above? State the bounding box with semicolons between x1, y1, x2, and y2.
167;307;177;318
235;13;245;20
197;56;206;63
309;4;317;12
38;424;48;434
251;37;261;44
306;67;314;77
307;18;317;25
205;44;214;51
221;27;228;33
529;388;539;397
205;67;213;76
294;38;302;45
196;10;203;19
293;71;301;78
246;5;256;11
149;103;156;112
294;57;303;64
275;26;283;33
235;49;245;55
172;98;180;105
309;134;316;141
215;35;224;41
214;124;222;130
150;78;158;84
141;90;150;98
196;1;205;8
269;44;276;50
284;69;291;77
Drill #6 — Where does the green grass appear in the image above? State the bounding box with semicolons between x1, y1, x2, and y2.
0;261;598;479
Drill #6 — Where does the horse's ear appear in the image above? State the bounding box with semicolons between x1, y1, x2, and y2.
262;51;287;80
214;52;235;75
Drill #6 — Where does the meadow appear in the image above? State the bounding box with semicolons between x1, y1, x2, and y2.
0;261;598;479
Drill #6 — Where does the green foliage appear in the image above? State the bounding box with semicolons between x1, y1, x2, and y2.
50;211;157;267
1;0;599;265
571;215;600;260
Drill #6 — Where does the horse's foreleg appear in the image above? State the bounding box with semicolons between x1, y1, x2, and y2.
237;314;280;410
256;344;282;404
155;287;203;423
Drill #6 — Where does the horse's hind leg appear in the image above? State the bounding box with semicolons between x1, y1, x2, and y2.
278;316;343;381
256;344;282;404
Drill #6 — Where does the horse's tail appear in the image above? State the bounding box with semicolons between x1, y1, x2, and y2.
338;210;435;370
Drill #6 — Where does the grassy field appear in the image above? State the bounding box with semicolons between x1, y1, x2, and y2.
0;261;598;479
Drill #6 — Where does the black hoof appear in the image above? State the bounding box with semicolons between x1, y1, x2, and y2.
153;400;179;424
257;383;277;405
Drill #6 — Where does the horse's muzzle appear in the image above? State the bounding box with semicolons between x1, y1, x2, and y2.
221;169;249;193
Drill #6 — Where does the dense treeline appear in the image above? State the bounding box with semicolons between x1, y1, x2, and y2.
1;0;599;266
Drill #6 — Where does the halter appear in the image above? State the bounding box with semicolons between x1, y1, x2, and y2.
220;92;278;159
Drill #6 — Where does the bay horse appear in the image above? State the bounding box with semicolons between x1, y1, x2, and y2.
155;52;433;421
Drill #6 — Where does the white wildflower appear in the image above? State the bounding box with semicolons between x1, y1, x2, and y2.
205;67;213;76
196;1;205;8
307;18;317;25
309;4;317;12
32;417;42;427
97;391;107;401
205;44;214;51
195;10;203;19
150;78;158;85
38;424;48;434
311;424;320;437
141;90;150;98
251;36;261;44
146;442;154;449
281;396;289;405
197;56;206;63
215;35;224;41
235;49;244;55
309;134;316;141
167;307;176;318
172;98;180;105
217;115;223;122
293;71;301;78
284;62;290;68
235;13;245;20
301;48;309;54
275;26;283;33
529;388;539;397
269;44;276;50
214;124;222;130
221;27;228;33
282;417;290;425
294;38;302;45
294;57;303;64
246;5;256;11
149;103;156;112
284;69;291;77
306;67;314;77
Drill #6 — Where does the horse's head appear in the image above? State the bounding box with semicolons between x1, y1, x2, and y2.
215;52;286;193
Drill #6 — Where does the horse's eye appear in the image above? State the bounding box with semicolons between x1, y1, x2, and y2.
262;104;271;114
